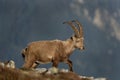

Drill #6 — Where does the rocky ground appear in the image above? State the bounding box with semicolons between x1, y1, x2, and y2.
0;60;107;80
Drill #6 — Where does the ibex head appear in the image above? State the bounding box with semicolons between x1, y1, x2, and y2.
63;20;85;50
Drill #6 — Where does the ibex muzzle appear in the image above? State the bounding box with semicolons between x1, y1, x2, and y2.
22;20;85;71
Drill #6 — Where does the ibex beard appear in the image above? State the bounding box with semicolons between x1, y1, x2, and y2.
21;20;85;72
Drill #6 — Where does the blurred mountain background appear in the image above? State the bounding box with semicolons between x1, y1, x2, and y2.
0;0;120;80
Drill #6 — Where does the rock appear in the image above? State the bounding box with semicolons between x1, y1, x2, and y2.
94;77;107;80
35;68;47;73
0;62;4;67
59;68;69;72
79;76;107;80
0;60;15;68
46;67;59;74
5;60;15;68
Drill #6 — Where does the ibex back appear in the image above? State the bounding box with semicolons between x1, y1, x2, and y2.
22;20;85;71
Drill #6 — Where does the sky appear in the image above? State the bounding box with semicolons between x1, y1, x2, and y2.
0;0;120;80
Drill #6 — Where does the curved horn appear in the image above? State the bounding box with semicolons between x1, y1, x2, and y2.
63;21;80;37
72;20;83;38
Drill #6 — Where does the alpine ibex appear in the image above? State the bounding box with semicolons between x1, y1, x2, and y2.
21;20;84;71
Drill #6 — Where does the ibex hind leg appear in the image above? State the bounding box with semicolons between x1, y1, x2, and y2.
66;59;73;72
31;62;39;68
22;59;35;69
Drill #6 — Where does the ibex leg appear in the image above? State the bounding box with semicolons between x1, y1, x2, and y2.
66;59;73;71
22;56;36;69
31;62;39;68
52;60;59;68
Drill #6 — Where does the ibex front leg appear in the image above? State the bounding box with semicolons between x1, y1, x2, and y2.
52;60;59;68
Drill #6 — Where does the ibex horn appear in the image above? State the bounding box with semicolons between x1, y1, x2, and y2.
72;20;83;38
63;21;80;37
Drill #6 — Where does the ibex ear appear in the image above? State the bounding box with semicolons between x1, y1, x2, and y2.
70;36;73;40
70;36;76;41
